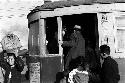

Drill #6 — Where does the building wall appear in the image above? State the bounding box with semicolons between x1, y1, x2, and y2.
98;13;115;57
98;12;125;58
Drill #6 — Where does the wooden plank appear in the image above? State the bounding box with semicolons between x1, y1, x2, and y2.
28;21;39;56
57;17;64;70
40;56;62;83
39;4;114;18
114;3;125;12
39;19;46;57
57;17;63;56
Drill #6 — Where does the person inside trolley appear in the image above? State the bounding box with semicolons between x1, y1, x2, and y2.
61;24;85;72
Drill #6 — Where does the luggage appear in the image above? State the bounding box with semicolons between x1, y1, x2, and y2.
68;69;89;83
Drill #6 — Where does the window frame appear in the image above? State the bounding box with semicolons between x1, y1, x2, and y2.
45;17;63;56
114;14;125;53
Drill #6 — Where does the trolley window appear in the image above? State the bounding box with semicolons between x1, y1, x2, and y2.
45;17;59;54
115;16;125;53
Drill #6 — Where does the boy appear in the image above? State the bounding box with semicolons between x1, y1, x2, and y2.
0;53;24;83
100;45;120;83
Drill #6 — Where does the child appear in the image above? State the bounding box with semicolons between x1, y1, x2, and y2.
0;53;24;83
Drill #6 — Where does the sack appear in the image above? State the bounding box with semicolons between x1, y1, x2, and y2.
73;73;89;83
1;33;22;51
89;73;100;83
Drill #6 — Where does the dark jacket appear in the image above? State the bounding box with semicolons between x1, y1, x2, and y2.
0;56;24;83
100;56;120;83
85;46;101;83
62;31;85;59
85;46;97;69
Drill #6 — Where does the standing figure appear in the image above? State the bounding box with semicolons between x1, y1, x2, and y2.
85;41;101;83
100;45;120;83
0;53;24;83
62;25;85;72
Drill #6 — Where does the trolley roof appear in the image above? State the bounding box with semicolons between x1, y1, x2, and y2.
28;0;125;13
27;0;125;19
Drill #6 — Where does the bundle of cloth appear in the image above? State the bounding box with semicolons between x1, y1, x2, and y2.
68;66;89;83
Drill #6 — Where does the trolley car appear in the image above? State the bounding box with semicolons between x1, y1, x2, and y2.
27;0;125;83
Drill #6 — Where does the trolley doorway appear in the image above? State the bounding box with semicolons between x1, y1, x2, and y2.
61;13;99;68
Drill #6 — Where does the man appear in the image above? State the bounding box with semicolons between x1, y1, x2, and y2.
0;53;24;83
100;45;120;83
61;25;85;72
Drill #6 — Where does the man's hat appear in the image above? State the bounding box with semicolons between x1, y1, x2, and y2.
74;25;81;29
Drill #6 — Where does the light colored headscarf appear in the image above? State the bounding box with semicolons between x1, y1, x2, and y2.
74;25;81;29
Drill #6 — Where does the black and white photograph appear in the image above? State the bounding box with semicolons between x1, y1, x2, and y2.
0;0;125;83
